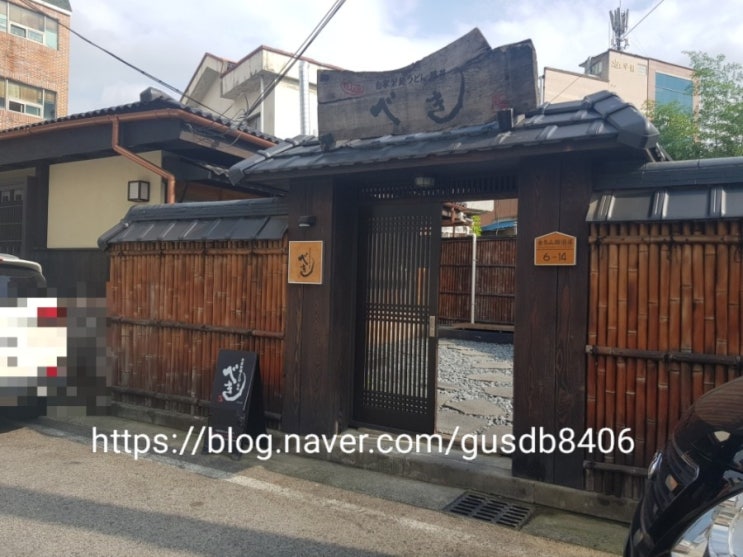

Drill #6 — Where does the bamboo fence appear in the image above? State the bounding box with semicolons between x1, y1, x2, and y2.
107;238;287;420
439;237;516;325
586;220;743;498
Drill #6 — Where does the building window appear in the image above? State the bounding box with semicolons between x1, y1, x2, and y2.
0;0;59;49
655;72;694;113
589;60;603;76
0;78;56;119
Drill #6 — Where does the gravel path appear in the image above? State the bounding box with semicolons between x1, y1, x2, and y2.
437;338;514;434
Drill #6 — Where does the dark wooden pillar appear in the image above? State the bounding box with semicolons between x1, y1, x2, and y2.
21;165;49;257
282;179;357;435
512;154;592;489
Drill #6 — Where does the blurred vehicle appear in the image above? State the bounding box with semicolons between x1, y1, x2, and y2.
0;254;67;417
625;376;743;556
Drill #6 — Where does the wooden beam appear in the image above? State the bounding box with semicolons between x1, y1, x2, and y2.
178;130;259;160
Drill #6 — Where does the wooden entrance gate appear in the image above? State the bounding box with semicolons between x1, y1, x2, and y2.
354;203;441;432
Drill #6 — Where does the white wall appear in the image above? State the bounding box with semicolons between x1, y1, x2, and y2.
542;68;614;104
185;48;332;139
273;80;319;139
605;51;650;110
47;152;165;248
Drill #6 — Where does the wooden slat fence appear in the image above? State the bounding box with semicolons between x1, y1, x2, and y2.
439;236;516;326
586;220;743;498
107;239;287;420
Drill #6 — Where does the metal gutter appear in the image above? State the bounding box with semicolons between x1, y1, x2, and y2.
111;117;177;204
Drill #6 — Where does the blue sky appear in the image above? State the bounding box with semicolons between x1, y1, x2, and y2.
66;0;743;116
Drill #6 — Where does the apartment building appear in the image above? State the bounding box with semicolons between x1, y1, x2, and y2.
0;0;70;131
182;46;340;140
542;48;696;113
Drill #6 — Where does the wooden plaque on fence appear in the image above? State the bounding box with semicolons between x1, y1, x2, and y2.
534;231;577;266
205;350;266;453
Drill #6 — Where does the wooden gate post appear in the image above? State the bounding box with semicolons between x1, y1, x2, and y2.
513;155;592;489
283;179;357;435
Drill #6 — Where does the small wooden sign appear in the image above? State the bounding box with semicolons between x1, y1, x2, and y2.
288;241;323;284
534;231;577;266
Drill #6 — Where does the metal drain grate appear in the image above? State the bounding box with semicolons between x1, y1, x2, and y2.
444;491;533;529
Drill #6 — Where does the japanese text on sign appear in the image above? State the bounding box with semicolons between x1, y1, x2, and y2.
534;231;577;266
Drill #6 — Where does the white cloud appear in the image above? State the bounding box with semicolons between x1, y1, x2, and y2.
65;0;743;114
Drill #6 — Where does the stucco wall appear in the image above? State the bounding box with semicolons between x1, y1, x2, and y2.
543;51;695;113
47;152;164;248
542;68;612;104
604;51;650;110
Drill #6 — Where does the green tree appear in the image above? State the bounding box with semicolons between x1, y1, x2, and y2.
471;214;482;237
649;100;700;159
648;51;743;159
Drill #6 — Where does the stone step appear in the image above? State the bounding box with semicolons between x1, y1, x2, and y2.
443;399;508;418
467;372;512;384
482;386;513;399
436;411;487;436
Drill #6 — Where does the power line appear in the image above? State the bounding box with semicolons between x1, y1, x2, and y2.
546;73;586;104
625;0;666;39
242;0;346;121
19;0;223;116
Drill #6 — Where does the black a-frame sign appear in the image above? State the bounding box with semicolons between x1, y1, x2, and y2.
204;350;266;456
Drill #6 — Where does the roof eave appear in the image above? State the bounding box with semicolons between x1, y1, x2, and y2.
232;136;637;185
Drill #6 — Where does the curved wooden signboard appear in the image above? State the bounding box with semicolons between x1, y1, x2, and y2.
318;28;539;140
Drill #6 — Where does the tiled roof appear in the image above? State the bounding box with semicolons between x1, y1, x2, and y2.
0;87;280;145
588;157;743;223
98;197;287;247
229;91;661;184
596;156;743;189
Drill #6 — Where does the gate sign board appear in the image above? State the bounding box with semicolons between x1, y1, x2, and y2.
288;241;324;284
534;231;577;266
205;350;266;454
317;28;538;140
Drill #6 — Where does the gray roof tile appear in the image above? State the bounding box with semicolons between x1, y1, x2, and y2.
98;197;287;247
229;91;659;184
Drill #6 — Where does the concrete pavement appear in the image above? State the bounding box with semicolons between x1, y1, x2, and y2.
2;409;631;555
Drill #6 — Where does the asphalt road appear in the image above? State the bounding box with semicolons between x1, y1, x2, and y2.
0;416;615;557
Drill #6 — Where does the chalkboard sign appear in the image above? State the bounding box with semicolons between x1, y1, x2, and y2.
205;349;266;456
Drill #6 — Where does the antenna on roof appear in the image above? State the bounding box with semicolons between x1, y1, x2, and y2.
610;7;629;51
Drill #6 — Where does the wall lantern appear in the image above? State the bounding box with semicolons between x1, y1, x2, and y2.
298;215;316;228
127;180;150;202
414;176;435;188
